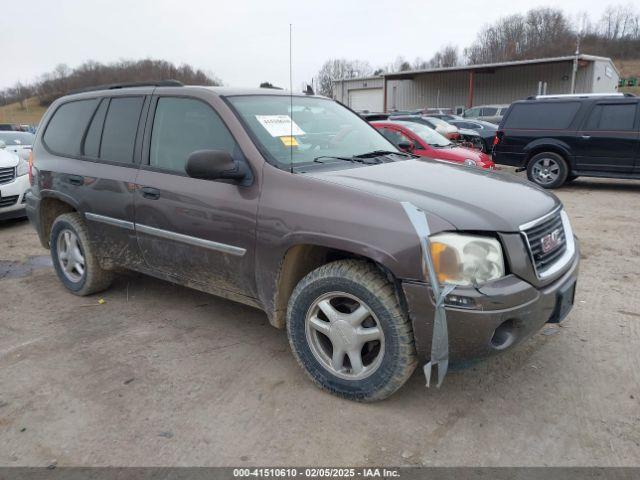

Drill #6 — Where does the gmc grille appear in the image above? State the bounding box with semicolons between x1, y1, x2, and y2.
522;211;567;275
0;195;19;208
0;166;15;185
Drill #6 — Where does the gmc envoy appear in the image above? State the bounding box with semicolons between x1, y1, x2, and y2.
26;82;579;401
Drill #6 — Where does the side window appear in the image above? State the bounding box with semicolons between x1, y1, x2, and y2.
379;127;402;146
43;99;98;156
100;97;144;163
584;104;637;131
150;97;238;173
504;102;581;130
465;108;480;118
82;99;108;158
482;107;498;116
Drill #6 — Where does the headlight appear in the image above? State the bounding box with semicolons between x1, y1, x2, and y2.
429;233;505;286
16;158;29;176
463;158;478;167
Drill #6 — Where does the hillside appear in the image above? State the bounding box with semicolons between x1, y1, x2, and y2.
0;97;47;126
616;59;640;95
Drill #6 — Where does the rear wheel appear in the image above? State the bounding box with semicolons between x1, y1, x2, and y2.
286;260;417;402
50;212;113;296
526;152;568;189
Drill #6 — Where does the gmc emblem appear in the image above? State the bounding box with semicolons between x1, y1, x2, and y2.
541;228;562;253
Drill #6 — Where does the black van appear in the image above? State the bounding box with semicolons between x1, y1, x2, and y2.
493;93;640;188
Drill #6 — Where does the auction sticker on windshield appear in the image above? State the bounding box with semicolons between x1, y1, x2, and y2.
256;115;305;137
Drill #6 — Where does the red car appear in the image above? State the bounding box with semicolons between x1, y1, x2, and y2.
372;120;495;169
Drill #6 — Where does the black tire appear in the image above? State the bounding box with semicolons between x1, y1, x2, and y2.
526;152;569;189
286;260;417;402
50;212;113;296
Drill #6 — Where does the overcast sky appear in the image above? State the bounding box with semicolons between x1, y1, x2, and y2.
0;0;613;91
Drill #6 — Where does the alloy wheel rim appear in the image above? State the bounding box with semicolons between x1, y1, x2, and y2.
305;291;385;381
532;157;560;184
56;229;85;282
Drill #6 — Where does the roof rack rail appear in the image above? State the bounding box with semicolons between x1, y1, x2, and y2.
526;93;634;100
71;80;184;94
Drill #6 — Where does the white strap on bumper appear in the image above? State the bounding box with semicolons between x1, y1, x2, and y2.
401;201;454;388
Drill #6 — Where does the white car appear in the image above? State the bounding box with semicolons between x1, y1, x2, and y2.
0;140;30;220
0;131;34;161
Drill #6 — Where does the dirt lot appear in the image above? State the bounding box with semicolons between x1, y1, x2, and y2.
1;173;639;467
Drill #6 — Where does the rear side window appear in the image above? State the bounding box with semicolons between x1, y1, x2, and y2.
504;102;581;130
43;99;98;156
149;97;238;173
100;97;144;163
584;104;637;131
482;107;498;116
83;99;108;158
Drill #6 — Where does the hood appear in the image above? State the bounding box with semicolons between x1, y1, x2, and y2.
457;128;480;137
305;159;560;232
0;149;19;168
430;146;488;163
5;145;30;161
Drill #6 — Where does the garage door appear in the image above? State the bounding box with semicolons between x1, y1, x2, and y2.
348;88;383;112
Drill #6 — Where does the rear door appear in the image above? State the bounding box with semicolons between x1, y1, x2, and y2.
42;94;148;268
134;94;259;298
575;101;639;173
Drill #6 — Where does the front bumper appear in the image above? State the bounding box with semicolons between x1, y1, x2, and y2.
402;240;580;362
0;173;29;220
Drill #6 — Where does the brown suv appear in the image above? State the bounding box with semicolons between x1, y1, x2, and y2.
25;82;579;401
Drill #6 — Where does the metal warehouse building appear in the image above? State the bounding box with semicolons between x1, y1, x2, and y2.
333;54;619;113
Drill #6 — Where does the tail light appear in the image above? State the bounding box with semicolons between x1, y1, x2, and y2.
28;151;34;185
493;130;504;146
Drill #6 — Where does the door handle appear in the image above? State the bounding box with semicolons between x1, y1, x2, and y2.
67;175;84;186
141;186;161;200
581;135;591;140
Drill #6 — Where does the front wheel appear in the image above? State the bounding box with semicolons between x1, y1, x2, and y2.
286;260;417;402
526;152;569;189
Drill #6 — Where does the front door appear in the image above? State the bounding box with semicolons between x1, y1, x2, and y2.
575;101;639;173
134;95;259;298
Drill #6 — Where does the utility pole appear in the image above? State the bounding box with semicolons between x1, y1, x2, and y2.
570;34;581;94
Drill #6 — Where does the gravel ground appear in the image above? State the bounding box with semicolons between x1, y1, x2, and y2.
0;174;639;467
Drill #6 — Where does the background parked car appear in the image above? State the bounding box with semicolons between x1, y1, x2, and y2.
463;104;510;124
493;93;640;188
389;114;460;140
372;120;495;169
0;140;30;220
0;131;35;161
447;118;498;153
359;112;390;122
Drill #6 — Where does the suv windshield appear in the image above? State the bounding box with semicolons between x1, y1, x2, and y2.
396;121;451;147
226;95;397;168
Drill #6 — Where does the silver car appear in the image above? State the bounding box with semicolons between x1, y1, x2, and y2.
462;105;510;124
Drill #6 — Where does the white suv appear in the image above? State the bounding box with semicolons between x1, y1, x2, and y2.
0;141;30;220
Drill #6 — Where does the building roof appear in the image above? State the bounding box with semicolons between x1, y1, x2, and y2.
336;54;617;83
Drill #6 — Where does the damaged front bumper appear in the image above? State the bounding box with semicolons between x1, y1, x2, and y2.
402;241;580;365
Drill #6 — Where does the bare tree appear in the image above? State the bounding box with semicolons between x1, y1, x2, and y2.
315;59;373;97
428;45;460;68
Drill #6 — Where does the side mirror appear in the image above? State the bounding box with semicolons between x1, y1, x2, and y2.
397;140;414;152
185;150;248;183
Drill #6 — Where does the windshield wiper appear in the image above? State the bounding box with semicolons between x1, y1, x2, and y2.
353;150;412;159
313;155;355;163
313;155;383;165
